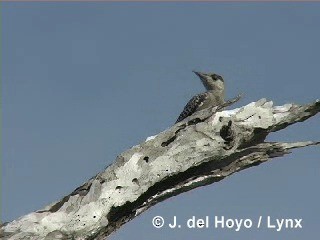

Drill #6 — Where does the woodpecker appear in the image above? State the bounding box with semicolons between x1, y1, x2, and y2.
175;71;225;123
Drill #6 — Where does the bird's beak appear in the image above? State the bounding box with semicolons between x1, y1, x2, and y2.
193;71;207;79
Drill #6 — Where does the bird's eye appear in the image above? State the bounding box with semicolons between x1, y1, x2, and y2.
212;74;218;80
212;74;223;81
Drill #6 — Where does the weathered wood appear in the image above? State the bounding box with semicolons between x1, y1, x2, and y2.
1;98;319;240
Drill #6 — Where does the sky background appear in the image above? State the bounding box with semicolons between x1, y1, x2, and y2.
2;2;320;240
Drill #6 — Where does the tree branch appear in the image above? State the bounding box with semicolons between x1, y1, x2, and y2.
1;98;319;240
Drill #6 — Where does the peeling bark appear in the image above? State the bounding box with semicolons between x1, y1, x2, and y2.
1;98;319;240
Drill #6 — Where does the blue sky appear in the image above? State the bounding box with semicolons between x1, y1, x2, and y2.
2;3;320;239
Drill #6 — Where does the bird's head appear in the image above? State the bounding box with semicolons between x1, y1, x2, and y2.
193;71;225;91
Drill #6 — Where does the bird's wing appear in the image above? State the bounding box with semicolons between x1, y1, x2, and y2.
175;93;207;123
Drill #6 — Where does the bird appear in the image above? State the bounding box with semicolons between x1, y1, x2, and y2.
175;71;225;123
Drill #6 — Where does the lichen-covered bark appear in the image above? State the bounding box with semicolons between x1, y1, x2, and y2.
1;98;319;240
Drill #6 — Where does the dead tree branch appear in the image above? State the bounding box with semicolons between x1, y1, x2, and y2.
1;98;319;240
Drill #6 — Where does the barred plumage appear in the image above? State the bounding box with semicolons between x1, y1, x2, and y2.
175;93;208;123
175;71;225;123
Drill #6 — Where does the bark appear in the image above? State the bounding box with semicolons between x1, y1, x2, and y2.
1;98;319;240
